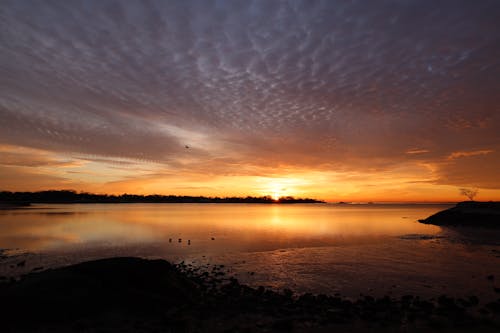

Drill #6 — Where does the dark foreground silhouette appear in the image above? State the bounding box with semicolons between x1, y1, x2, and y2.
1;257;499;332
419;201;500;227
0;190;324;205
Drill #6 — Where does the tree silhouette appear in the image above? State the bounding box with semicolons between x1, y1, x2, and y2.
459;188;478;201
0;191;324;204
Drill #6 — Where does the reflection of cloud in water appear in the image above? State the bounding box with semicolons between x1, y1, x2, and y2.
0;234;81;250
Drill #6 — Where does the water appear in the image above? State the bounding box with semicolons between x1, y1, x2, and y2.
1;203;499;301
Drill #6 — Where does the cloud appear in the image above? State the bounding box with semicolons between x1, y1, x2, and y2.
447;149;494;160
434;151;500;189
0;145;84;168
1;0;499;195
406;149;430;155
0;165;79;192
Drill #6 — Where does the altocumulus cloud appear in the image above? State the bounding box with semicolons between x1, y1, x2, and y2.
0;0;499;190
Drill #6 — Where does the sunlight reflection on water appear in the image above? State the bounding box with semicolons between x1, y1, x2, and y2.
1;203;499;300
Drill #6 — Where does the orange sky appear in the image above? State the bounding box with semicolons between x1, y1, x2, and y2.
1;144;499;202
1;1;499;202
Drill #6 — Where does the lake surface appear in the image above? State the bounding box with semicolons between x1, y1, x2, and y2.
1;203;499;301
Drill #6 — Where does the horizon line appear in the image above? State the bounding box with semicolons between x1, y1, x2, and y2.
0;189;477;205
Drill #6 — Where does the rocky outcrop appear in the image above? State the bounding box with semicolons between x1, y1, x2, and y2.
419;201;500;227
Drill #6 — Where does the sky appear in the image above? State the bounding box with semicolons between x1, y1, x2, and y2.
1;0;500;202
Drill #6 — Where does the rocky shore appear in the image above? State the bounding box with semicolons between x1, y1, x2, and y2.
419;202;500;228
1;257;499;332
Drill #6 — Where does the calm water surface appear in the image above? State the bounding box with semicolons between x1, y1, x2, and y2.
1;203;499;300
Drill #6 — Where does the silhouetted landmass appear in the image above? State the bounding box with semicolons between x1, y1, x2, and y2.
0;201;31;209
1;257;499;332
0;190;324;205
419;201;500;227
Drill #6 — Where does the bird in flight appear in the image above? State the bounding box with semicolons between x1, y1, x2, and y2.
185;145;190;149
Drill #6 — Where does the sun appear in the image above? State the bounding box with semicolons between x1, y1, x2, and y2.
260;177;303;201
269;184;286;200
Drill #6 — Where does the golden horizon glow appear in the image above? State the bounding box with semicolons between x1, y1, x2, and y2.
1;144;499;202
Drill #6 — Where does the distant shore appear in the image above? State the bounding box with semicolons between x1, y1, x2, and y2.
1;257;499;332
419;201;500;228
0;201;31;209
0;190;324;205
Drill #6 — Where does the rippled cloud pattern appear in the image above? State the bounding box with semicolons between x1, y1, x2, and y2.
1;0;499;196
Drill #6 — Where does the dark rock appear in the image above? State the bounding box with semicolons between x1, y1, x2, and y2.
282;288;293;299
468;296;479;306
401;294;414;302
419;201;500;227
485;300;500;313
0;257;200;331
1;257;499;332
271;318;294;331
479;308;490;315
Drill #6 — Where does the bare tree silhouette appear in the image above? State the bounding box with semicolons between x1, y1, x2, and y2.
459;188;478;201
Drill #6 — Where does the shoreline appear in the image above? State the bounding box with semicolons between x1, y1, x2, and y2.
1;257;499;332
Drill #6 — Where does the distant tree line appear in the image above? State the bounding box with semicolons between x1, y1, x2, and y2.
0;190;324;204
